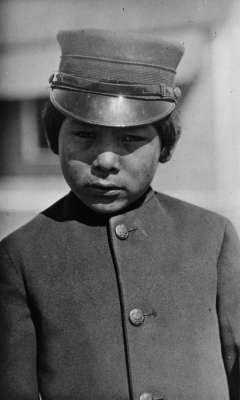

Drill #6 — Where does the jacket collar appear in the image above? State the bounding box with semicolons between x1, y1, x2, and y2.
107;188;167;240
63;187;156;227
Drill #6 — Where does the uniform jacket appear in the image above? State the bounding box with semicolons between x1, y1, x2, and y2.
0;189;240;400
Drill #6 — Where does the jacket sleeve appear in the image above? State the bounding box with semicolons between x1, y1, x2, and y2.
0;241;39;399
217;219;240;399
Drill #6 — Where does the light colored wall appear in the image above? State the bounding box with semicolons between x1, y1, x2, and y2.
154;1;240;234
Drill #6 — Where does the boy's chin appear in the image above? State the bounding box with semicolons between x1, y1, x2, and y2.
86;199;128;215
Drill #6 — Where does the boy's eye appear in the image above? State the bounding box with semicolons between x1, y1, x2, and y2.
122;134;146;143
73;131;96;139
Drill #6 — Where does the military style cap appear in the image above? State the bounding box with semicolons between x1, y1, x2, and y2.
49;29;184;127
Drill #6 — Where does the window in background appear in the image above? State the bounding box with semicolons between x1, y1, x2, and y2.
0;98;60;176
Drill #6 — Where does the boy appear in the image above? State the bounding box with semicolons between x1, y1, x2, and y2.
0;29;240;400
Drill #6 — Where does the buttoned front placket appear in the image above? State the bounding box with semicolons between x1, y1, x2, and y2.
107;193;165;400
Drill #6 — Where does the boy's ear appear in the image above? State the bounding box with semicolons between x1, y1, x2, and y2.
159;115;181;163
159;147;173;163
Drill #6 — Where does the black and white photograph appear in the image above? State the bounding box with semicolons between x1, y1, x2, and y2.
0;1;240;399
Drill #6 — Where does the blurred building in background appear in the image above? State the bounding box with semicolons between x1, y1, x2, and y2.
0;0;240;238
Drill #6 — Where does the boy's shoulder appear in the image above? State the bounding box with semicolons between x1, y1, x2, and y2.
0;194;68;252
153;190;228;232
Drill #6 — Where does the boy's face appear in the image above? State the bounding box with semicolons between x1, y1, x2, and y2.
59;118;161;214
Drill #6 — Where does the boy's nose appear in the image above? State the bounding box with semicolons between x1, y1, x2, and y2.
92;151;120;173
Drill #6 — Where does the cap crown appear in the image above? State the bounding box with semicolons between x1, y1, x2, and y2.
57;29;184;87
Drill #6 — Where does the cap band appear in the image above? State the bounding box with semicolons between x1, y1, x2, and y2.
61;54;176;73
49;72;181;101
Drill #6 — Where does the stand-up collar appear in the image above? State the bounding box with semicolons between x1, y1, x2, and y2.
63;188;155;227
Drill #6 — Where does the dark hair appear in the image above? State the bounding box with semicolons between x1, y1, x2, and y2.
42;100;181;163
153;108;181;162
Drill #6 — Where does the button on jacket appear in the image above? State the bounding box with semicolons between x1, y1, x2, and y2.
0;190;240;400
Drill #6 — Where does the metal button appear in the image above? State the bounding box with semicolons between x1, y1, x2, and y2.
115;224;129;240
129;308;145;326
174;86;182;99
140;393;153;400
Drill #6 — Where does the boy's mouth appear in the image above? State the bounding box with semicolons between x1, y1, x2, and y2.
86;182;123;197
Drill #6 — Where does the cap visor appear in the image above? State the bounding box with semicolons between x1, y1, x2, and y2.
50;89;175;127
